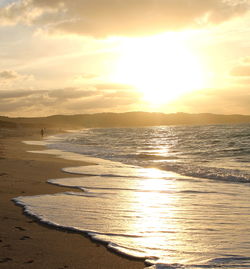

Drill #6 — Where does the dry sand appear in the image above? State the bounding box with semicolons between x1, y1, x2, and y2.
0;128;145;269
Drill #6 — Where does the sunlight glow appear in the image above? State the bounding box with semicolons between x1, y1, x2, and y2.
130;175;179;255
113;33;208;105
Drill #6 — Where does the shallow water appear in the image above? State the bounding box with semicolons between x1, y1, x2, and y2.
17;124;250;268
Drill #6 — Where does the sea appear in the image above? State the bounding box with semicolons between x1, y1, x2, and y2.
15;124;250;269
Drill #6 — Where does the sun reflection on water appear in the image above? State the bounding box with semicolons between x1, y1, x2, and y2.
127;168;183;262
124;167;219;265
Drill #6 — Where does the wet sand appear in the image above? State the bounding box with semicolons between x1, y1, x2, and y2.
0;127;145;269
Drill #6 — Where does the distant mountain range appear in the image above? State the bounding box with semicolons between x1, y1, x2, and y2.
1;112;250;129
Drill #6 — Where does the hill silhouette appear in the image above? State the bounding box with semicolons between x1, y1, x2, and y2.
1;112;250;129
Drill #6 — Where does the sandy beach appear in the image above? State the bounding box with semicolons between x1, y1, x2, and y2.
0;127;145;269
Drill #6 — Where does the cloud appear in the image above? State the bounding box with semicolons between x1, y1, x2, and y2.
0;70;34;87
0;0;60;26
0;85;141;116
170;87;250;115
229;59;250;86
47;87;96;99
230;65;250;77
1;84;249;116
76;73;99;80
94;83;135;90
0;87;97;102
0;70;19;80
229;76;250;86
1;0;249;37
241;56;250;64
0;89;41;98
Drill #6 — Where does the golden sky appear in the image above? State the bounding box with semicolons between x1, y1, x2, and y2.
0;0;250;116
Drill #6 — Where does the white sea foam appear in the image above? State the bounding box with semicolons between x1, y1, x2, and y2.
23;140;48;146
62;164;180;179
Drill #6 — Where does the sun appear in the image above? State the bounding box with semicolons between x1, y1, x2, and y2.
112;33;208;105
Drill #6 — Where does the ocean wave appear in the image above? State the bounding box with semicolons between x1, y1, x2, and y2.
44;124;250;185
157;163;250;183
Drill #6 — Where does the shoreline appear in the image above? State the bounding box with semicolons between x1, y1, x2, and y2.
0;127;145;269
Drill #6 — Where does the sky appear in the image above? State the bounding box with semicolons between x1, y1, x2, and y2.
0;0;250;117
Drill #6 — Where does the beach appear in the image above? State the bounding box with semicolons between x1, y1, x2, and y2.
1;124;250;269
0;127;144;269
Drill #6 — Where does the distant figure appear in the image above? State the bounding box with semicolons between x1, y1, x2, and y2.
40;128;44;137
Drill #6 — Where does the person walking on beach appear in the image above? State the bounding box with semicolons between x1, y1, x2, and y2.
40;128;44;137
